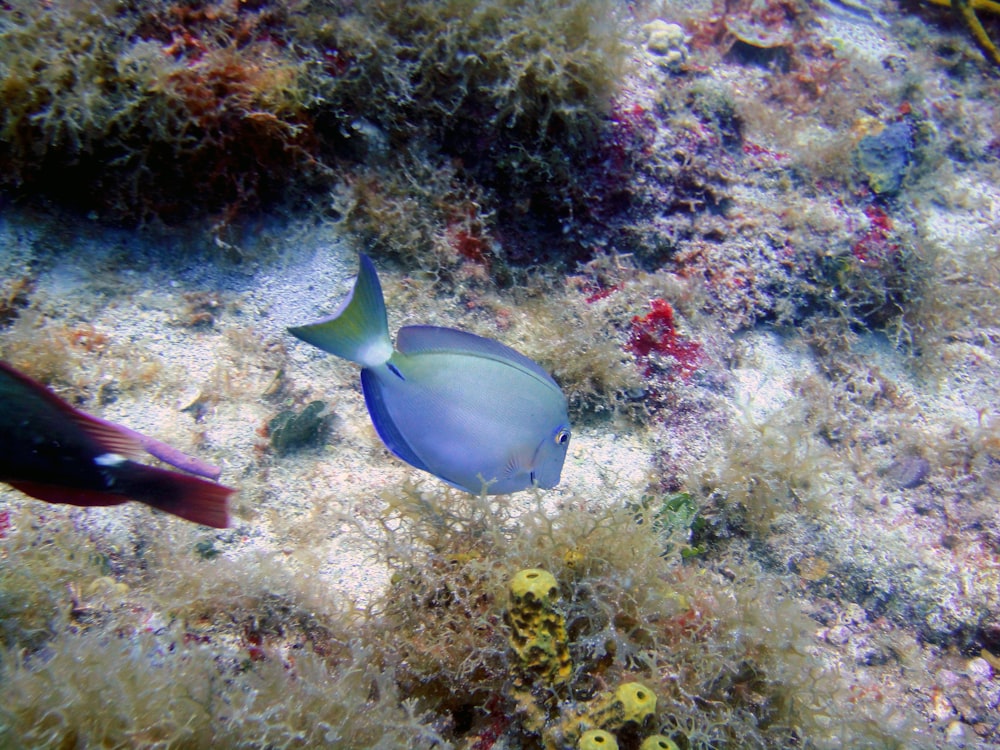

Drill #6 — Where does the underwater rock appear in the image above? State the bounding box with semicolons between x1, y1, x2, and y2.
854;121;914;195
881;455;930;489
642;20;689;71
722;8;794;71
726;13;794;49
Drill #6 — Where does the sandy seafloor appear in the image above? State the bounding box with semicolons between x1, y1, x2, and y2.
1;1;1000;748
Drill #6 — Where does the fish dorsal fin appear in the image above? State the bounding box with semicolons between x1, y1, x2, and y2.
288;254;394;368
396;326;561;391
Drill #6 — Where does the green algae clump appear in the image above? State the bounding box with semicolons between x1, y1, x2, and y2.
267;400;330;456
0;0;628;235
0;0;325;225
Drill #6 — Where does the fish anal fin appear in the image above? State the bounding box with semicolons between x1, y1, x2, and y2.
8;480;130;507
361;368;430;474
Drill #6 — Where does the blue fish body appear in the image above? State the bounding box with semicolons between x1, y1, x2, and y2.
289;255;570;494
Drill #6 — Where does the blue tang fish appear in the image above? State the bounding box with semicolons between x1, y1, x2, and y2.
289;255;570;494
0;360;234;528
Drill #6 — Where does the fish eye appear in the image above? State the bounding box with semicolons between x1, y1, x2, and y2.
554;428;570;445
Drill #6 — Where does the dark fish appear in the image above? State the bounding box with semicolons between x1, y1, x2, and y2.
0;360;233;528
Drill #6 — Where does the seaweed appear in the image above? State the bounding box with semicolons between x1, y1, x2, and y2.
0;0;630;243
267;400;331;456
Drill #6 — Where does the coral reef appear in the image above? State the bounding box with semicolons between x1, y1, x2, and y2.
927;0;1000;65
504;567;661;748
2;0;1000;748
0;0;327;226
0;506;447;749
627;299;703;381
346;486;927;748
0;0;630;249
642;20;690;71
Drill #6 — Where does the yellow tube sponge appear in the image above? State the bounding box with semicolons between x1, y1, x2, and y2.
588;682;658;731
510;568;559;604
578;729;619;750
639;735;681;750
506;568;572;687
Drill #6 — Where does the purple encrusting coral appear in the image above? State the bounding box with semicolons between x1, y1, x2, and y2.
1;0;1000;748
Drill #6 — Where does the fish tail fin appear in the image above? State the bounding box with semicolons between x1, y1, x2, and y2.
288;254;394;367
114;463;235;528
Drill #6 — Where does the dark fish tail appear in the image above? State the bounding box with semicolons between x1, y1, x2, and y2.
110;462;234;528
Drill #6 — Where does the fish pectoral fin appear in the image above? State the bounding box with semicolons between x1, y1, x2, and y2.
504;454;530;480
75;413;223;480
69;411;147;462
